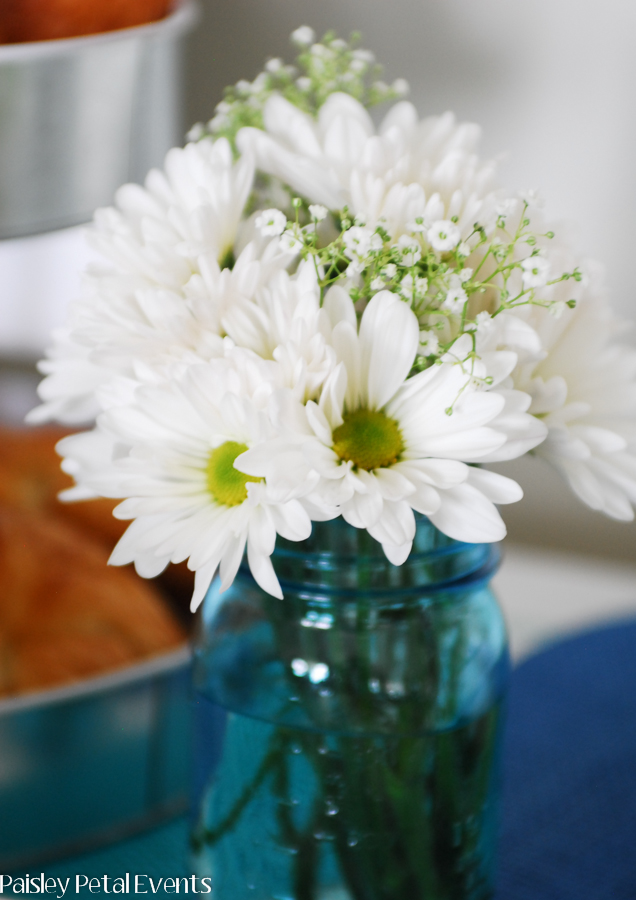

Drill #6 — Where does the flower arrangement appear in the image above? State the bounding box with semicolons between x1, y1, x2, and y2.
30;27;636;611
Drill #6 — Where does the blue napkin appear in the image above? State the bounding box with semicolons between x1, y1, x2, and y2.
497;620;636;899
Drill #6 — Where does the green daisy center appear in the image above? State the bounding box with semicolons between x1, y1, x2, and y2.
206;441;262;507
332;409;403;471
218;246;235;271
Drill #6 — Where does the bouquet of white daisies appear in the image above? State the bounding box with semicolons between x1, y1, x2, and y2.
30;27;636;609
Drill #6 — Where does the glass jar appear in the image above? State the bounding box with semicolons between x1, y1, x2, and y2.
191;516;508;900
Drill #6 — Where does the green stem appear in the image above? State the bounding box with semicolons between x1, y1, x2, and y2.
193;728;284;850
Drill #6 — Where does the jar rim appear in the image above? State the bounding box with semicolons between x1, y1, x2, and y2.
237;543;501;598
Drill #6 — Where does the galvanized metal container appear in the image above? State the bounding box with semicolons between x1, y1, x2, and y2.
0;647;192;869
0;1;197;240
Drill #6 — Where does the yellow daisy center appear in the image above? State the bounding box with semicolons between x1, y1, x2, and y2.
332;409;403;471
206;441;262;507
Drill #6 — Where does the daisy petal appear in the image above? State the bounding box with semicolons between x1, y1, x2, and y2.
429;484;507;543
247;539;283;599
465;467;523;504
359;292;419;410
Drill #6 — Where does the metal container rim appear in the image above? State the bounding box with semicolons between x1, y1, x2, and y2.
0;643;192;716
0;0;198;65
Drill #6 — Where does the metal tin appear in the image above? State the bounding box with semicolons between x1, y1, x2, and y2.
0;646;192;869
0;2;198;240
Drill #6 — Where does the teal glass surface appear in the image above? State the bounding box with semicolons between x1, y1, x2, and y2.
191;517;508;899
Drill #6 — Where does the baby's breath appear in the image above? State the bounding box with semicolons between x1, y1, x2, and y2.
276;198;578;388
188;30;407;152
188;30;580;415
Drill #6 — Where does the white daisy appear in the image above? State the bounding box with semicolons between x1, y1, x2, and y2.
30;139;310;423
80;357;314;606
29;36;636;586
239;291;540;563
511;262;636;520
28;327;110;425
28;238;291;425
92;137;254;284
29;137;260;424
235;261;338;401
237;93;503;240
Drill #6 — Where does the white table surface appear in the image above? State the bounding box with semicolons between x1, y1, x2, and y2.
494;542;636;662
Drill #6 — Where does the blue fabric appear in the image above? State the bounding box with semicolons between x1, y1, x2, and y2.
15;620;636;897
497;620;636;899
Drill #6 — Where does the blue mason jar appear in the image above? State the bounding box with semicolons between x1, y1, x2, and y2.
191;515;508;900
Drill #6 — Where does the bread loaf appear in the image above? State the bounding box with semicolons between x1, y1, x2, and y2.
0;426;196;601
0;0;173;44
0;508;186;697
0;425;128;545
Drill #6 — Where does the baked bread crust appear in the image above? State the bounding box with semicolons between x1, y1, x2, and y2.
0;425;196;599
0;425;128;545
0;0;174;44
0;427;188;698
0;508;186;696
